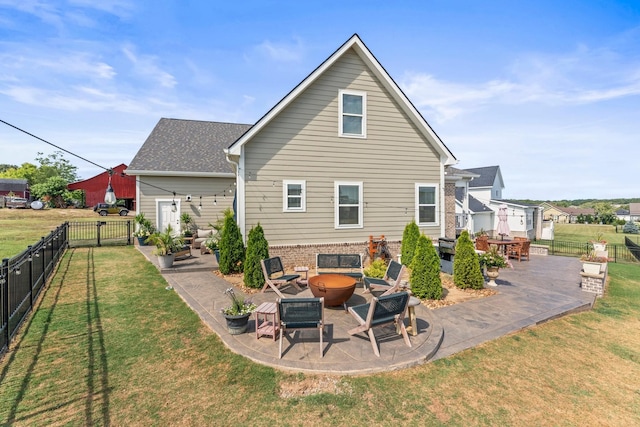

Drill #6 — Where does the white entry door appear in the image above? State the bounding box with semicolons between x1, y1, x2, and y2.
158;200;180;233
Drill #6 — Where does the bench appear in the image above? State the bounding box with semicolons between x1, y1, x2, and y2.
316;253;363;282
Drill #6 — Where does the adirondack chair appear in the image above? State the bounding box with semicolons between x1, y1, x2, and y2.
347;291;411;357
363;260;405;296
277;297;325;358
261;256;301;298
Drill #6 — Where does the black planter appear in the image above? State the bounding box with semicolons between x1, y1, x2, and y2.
222;312;251;335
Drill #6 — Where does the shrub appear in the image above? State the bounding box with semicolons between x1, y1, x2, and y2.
218;210;245;274
244;223;269;288
453;230;484;290
400;220;420;266
623;221;640;234
410;234;442;299
363;258;387;278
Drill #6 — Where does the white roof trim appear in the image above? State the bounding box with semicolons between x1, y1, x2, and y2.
124;169;234;178
227;34;456;164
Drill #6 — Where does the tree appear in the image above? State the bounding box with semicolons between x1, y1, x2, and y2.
218;210;245;274
400;220;420;266
410;234;442;299
0;151;78;186
453;230;484;290
623;221;639;234
244;223;269;289
0;164;17;173
31;176;72;208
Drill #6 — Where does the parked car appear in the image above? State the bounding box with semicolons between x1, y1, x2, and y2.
5;197;29;209
93;203;129;216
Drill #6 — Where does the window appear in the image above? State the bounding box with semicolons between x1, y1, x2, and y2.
416;184;438;225
339;90;366;137
283;180;305;212
335;182;363;228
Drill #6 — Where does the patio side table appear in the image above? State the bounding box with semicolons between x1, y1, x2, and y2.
294;266;309;286
255;302;279;341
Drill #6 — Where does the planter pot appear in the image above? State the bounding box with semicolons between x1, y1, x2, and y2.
157;253;175;269
222;312;251;335
592;242;606;252
214;249;220;263
582;261;603;275
485;267;500;287
136;236;148;246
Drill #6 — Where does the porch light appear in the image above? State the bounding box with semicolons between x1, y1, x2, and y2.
104;169;116;205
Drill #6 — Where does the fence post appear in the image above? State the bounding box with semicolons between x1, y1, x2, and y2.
97;221;102;247
28;245;34;307
2;258;8;352
127;220;132;245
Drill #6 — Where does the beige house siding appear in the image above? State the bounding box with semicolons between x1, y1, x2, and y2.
243;49;442;246
137;175;235;231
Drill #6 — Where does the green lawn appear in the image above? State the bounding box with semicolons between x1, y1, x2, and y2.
1;210;639;425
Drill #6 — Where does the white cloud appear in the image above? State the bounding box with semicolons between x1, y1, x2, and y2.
253;37;305;62
122;44;177;88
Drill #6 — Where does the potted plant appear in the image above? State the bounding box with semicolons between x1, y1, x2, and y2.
146;224;184;268
591;232;607;252
133;213;155;245
478;247;513;286
580;250;609;275
221;288;256;335
181;212;194;238
204;236;220;262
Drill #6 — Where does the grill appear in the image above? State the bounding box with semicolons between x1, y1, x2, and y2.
438;237;456;274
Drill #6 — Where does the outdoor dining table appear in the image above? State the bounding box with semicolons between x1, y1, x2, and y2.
487;239;521;256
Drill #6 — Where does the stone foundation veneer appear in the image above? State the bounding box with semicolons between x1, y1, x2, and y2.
268;240;401;269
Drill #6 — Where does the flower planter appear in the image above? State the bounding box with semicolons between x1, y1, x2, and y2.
157;253;175;269
223;312;251;335
485;266;500;287
582;261;603;275
136;236;148;246
592;242;606;252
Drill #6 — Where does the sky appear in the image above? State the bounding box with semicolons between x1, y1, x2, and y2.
0;0;639;201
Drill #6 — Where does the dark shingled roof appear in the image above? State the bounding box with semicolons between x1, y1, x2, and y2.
455;187;493;213
464;166;500;188
128;118;252;174
0;178;28;191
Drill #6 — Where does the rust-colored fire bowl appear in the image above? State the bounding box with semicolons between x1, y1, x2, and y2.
308;274;357;308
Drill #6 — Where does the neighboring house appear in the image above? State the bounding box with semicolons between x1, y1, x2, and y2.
454;165;539;239
630;203;640;222
615;208;630;222
0;178;29;199
540;202;596;223
68;164;136;209
128;34;458;262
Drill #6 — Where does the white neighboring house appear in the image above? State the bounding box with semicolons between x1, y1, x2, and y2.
455;165;540;239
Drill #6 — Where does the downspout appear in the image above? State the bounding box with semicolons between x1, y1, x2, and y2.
223;148;245;244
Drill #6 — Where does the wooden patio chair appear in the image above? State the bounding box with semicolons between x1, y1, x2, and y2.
347;291;411;357
508;240;530;262
363;260;405;296
475;236;489;252
261;256;301;298
277;297;325;358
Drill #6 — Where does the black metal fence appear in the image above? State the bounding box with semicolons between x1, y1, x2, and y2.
533;238;640;264
1;220;133;356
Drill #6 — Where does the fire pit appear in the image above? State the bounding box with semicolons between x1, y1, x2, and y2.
308;274;357;309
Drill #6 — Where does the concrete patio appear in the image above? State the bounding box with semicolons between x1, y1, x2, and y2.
137;245;596;375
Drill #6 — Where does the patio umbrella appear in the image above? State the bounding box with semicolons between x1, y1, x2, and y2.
497;204;510;240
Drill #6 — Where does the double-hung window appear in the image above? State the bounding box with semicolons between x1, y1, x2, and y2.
335;182;363;228
339;90;366;137
283;180;305;212
415;183;438;225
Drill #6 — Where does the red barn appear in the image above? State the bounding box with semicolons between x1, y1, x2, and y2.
68;164;136;209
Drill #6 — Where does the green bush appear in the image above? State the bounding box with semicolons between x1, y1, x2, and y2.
410;234;442;299
244;223;269;288
623;221;640;234
363;258;387;278
218;210;245;274
453;230;484;290
400;220;420;266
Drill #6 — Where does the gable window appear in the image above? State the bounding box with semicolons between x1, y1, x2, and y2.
416;184;438;225
283;180;305;212
339;90;366;137
335;181;363;228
